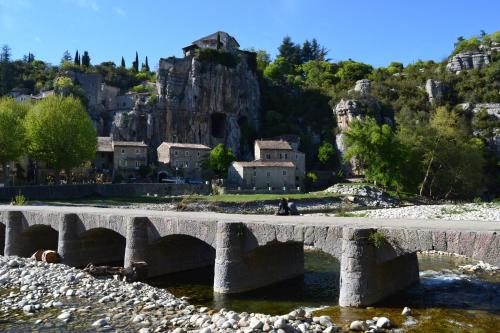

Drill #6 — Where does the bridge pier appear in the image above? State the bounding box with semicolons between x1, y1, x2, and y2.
57;213;80;266
4;211;23;257
214;222;304;294
338;228;419;307
124;217;149;268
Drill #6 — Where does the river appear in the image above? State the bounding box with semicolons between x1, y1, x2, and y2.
148;250;500;332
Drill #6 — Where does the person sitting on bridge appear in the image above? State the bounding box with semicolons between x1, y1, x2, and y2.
276;197;289;215
288;200;299;215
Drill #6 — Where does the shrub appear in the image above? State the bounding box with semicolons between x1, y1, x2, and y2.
12;193;27;206
195;49;239;68
369;231;386;249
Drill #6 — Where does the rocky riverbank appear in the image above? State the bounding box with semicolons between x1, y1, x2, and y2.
0;256;402;333
346;202;500;221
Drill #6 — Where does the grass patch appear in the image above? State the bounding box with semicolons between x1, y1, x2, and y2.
369;231;387;249
440;206;478;215
37;192;341;206
335;210;367;217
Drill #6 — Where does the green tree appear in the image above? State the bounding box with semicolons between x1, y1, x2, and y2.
61;50;72;64
81;51;90;67
0;97;29;186
255;49;271;72
74;50;80;66
264;56;294;83
120;56;126;68
336;60;373;82
301;60;336;90
0;45;13;95
416;107;485;198
278;36;302;65
201;144;236;178
318;141;336;167
25;95;97;183
132;51;139;72
344;118;404;190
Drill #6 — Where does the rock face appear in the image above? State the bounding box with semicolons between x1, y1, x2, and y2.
156;53;260;157
446;51;490;72
111;97;160;147
353;79;371;96
425;79;445;104
333;80;393;176
461;103;500;155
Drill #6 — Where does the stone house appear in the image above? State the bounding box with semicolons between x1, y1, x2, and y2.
182;31;240;57
113;141;148;179
93;137;114;173
157;142;211;180
227;139;306;190
228;161;296;189
254;139;306;187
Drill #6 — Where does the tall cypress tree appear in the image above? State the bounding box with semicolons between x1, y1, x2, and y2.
120;56;126;68
74;50;80;66
133;51;139;71
144;56;150;72
81;51;90;67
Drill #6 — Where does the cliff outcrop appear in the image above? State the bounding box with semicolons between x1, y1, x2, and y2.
446;51;490;72
156;52;260;157
333;80;393;176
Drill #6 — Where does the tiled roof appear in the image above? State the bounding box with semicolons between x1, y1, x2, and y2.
159;142;211;150
255;140;293;150
233;161;295;168
97;137;113;152
113;141;148;147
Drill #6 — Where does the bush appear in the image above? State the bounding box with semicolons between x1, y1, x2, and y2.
195;49;239;68
12;193;27;206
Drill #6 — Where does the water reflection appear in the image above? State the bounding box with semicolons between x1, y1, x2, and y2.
147;250;500;331
147;249;340;314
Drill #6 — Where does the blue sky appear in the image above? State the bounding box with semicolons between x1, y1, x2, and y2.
1;0;499;69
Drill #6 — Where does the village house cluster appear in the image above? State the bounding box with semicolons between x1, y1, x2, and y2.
0;31;305;191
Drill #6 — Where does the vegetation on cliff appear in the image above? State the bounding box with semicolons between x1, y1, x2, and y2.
255;30;499;199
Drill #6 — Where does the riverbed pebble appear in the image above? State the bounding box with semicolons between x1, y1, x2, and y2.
0;255;400;333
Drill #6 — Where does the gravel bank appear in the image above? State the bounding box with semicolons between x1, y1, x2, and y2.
0;256;358;333
351;203;500;221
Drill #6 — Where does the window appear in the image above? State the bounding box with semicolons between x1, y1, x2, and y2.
284;153;288;160
174;150;178;156
135;149;139;154
184;162;189;168
135;161;140;167
279;153;283;159
266;171;271;177
282;170;287;176
121;148;125;154
185;151;189;157
266;153;271;159
197;152;200;157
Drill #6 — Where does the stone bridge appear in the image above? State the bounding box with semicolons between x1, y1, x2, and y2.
0;205;498;307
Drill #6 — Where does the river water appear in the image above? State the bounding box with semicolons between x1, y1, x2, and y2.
148;251;500;332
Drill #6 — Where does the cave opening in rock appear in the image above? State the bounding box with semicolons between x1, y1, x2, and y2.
211;113;226;139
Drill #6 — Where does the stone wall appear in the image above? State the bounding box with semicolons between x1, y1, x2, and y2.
0;183;210;201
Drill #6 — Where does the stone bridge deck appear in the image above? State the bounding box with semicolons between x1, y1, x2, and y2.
1;205;498;307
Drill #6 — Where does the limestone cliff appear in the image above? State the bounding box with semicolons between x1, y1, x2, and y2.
446;51;490;72
333;80;393;176
155;52;260;157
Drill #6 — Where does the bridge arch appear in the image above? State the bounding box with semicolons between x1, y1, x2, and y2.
147;234;216;277
18;224;58;258
77;227;126;266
